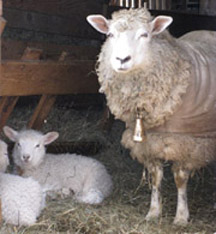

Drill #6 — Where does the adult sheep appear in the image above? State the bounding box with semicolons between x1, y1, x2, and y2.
87;8;216;225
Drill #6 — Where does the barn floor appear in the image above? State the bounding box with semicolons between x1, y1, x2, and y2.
0;96;216;234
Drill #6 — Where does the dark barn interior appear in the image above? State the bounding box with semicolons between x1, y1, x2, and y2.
0;0;216;233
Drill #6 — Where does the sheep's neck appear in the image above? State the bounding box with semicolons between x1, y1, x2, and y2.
98;40;190;129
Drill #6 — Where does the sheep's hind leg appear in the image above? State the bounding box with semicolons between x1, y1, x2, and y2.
173;166;190;225
145;163;163;221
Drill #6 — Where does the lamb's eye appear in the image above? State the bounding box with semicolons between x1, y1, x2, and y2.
17;143;20;147
140;32;148;38
107;32;114;38
35;144;40;148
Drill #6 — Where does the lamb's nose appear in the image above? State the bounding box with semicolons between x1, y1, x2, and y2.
23;154;30;161
116;56;131;64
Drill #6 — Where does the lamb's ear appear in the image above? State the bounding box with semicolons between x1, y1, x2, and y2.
150;16;173;35
43;132;59;145
3;126;18;142
86;15;109;34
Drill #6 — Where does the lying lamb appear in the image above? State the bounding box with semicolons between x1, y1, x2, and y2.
87;8;216;224
0;140;44;226
3;126;113;204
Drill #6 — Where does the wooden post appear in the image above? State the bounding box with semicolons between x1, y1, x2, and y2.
28;94;57;130
0;96;19;130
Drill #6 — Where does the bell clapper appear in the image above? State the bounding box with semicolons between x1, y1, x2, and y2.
133;108;146;142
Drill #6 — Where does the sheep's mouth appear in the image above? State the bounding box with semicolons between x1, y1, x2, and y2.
22;158;30;163
116;67;130;73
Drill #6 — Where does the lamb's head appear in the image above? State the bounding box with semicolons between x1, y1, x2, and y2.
0;140;9;173
3;126;59;169
87;8;172;73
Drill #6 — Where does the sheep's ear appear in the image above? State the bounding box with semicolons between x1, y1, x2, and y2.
86;15;109;34
150;16;173;35
43;132;59;145
3;126;18;142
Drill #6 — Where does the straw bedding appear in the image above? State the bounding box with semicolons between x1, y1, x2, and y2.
0;96;215;233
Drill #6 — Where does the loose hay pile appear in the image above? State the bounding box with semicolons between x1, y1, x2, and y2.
0;96;216;233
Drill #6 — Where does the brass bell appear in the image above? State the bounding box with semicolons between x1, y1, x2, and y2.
133;110;146;142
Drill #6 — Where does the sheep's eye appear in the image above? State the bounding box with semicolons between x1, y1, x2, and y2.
35;144;40;148
17;143;20;147
140;32;148;38
107;32;114;38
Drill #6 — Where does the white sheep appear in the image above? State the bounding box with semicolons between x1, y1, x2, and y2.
3;126;113;205
87;8;216;225
0;140;44;226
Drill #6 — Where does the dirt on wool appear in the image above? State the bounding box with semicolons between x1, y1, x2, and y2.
0;95;215;234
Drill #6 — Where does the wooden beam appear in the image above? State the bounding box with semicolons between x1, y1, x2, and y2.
0;60;99;96
28;51;67;130
21;47;43;61
0;96;19;129
0;16;6;35
28;94;56;130
2;39;100;60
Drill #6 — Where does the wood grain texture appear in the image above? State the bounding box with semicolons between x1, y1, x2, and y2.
0;60;99;96
3;7;100;40
28;94;56;130
0;16;6;35
3;0;103;17
0;96;19;129
2;39;100;60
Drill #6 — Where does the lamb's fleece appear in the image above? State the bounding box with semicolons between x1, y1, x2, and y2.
0;140;44;226
3;127;113;204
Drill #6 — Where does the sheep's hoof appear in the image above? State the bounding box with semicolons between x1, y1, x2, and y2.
173;217;188;226
145;211;160;221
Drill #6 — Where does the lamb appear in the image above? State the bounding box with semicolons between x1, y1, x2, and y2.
0;140;44;226
3;126;113;205
87;8;216;225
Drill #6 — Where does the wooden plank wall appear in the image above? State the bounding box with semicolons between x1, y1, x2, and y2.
0;0;104;130
108;6;216;37
2;0;104;60
3;0;103;39
200;0;216;16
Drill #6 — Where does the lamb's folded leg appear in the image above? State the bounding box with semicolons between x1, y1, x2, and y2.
145;163;163;220
172;166;190;225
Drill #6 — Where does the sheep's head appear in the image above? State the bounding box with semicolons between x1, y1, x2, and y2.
3;126;59;169
87;8;172;73
0;140;9;173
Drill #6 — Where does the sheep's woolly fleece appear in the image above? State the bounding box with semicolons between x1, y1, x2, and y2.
97;8;190;130
96;7;216;170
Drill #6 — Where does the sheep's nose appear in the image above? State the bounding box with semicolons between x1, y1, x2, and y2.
23;154;30;161
116;56;131;64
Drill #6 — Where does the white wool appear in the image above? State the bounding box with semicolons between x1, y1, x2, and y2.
0;140;9;173
0;173;44;226
87;7;216;224
4;127;113;204
0;140;44;226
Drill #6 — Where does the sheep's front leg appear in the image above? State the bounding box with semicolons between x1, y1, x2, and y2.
173;167;190;225
145;164;163;220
